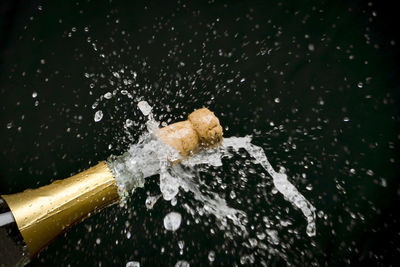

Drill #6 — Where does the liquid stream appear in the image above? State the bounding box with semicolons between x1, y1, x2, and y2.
107;102;316;238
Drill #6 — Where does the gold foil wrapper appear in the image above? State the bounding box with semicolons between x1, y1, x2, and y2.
1;161;119;258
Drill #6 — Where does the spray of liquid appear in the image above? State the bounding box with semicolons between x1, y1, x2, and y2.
107;101;316;238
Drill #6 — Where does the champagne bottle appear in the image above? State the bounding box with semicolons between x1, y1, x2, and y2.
0;108;223;266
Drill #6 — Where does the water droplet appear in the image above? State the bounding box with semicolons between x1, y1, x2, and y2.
104;92;112;99
32;92;38;98
126;261;140;267
94;110;103;122
208;251;215;262
125;119;133;127
178;240;184;250
175;260;189;267
357;82;363;88
163;212;182;231
380;178;387;187
256;232;266;240
138;101;152;116
145;195;160;209
308;43;315;51
248;238;258;247
96;238;101;244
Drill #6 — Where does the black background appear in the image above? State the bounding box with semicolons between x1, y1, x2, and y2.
1;0;399;266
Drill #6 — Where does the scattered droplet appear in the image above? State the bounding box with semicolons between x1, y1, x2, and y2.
178;240;184;250
380;178;387;187
138;101;152;116
125;119;133;127
145;195;160;209
94;110;103;122
208;251;215;262
175;260;190;267
163;212;182;231
104;92;112;99
126;261;140;267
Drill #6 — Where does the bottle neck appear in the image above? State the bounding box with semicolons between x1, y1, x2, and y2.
0;198;30;266
1;161;119;258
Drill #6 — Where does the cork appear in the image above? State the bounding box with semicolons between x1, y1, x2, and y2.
157;108;223;156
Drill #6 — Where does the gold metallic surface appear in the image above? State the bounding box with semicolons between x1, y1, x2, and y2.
1;161;119;258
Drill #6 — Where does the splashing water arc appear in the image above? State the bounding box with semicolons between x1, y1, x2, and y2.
107;101;316;238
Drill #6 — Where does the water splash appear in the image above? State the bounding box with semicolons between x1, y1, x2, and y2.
221;136;316;236
107;101;316;238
